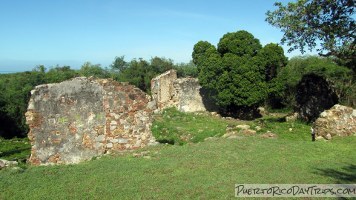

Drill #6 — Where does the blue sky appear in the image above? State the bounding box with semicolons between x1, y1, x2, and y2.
0;0;303;72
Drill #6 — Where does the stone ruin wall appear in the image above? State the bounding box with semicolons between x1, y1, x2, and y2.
151;70;177;110
26;77;155;165
26;70;215;166
313;104;356;140
151;69;217;113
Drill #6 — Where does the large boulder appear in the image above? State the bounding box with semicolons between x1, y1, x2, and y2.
26;77;156;165
296;74;338;122
313;104;356;140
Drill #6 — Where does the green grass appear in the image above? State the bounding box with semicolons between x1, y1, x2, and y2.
0;137;31;164
0;110;355;199
253;116;312;141
152;107;233;144
152;108;311;144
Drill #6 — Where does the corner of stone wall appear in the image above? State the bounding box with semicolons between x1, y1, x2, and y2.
151;70;217;113
151;69;178;111
313;104;356;140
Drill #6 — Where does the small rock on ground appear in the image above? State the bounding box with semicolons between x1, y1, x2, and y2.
236;124;251;130
260;131;278;139
0;159;18;170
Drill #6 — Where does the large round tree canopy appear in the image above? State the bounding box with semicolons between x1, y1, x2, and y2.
217;30;262;57
192;30;287;117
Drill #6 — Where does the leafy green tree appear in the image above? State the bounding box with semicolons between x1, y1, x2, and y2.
33;65;47;73
45;65;78;83
110;56;127;72
123;58;150;91
257;43;288;82
150;57;175;73
114;57;175;93
276;56;354;108
218;30;262;57
217;54;267;109
175;61;198;78
192;41;222;89
192;41;218;68
79;62;109;78
193;30;274;117
0;70;46;138
266;0;355;69
256;43;288;108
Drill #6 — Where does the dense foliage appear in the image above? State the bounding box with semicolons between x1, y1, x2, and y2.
193;30;287;116
79;62;109;78
113;57;174;93
275;56;355;108
110;56;197;93
266;0;355;70
258;43;288;108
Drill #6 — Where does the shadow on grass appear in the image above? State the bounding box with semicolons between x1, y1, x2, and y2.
314;165;356;200
0;147;31;159
314;164;356;184
156;139;175;145
255;117;286;126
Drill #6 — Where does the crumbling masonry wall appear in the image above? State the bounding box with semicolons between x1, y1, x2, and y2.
313;104;356;140
151;70;177;110
151;70;217;112
26;77;155;165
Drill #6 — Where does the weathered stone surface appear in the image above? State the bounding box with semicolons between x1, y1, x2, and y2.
285;113;299;122
173;78;208;112
0;159;18;169
151;70;217;112
222;131;238;138
236;124;251;130
223;124;258;138
258;107;268;116
151;70;177;110
210;112;221;118
26;77;156;165
313;104;356;140
0;159;5;169
204;137;218;141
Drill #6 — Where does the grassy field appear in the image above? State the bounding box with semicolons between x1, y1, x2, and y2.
0;137;30;165
0;109;355;199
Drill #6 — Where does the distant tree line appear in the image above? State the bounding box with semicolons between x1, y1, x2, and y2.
0;57;197;138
